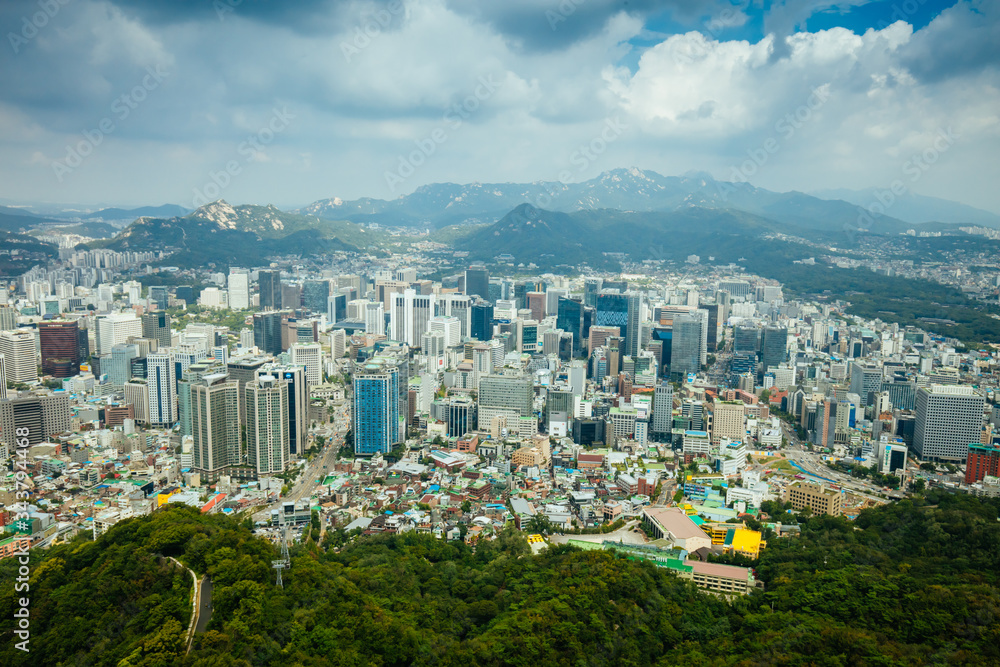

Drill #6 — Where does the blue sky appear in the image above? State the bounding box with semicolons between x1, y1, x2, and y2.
0;0;996;213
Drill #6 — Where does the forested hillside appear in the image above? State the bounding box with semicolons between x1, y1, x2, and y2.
2;493;998;666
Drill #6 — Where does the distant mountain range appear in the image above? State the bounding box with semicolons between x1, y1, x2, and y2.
75;204;190;222
810;187;1000;227
299;168;932;234
99;200;366;267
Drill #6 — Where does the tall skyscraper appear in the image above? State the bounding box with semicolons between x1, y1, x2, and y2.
465;264;489;301
478;375;533;432
191;374;240;481
652;382;673;438
850;363;883;406
470;301;494;341
264;365;308;456
760;326;788;376
914;385;985;462
253;311;285;355
365;301;385;335
228;268;251;310
257;270;281;310
246;374;290;475
390;289;434;346
595;292;640;357
146;352;178;427
0;330;37;384
303;279;330;314
733;324;760;357
290;343;323;385
556;297;584;357
141;311;172;350
95;313;142;356
353;356;401;456
0;393;70;447
148;286;170;310
227;355;269;426
107;344;138;390
669;313;702;380
38;320;80;378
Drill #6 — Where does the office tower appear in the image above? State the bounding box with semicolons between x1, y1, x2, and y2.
265;365;308;456
556;297;585;358
965;443;1000;484
228;268;251;310
290;343;323;385
513;281;528;310
191;374;240;481
515;319;539;353
353;356;401;456
478;375;533;432
526;292;545;321
148;286;170;310
545;288;569;317
470;301;494;341
465;264;489;301
0;354;6;398
0;306;17;331
427;315;461;348
107;344;138;389
652;382;673;438
595;292;640;357
253;311;285;355
670;313;702;380
364;301;385;335
914;385;985;462
281;283;301;310
257;270;281;310
712;400;746;444
330;329;347;361
38;320;80;378
761;326;788;375
124;379;149;424
95;313;142;355
881;379;916;411
877;440;908;474
0;393;70;447
238;328;254;350
583;278;603;308
849;363;883;406
326;292;347;325
0;330;37;384
733;324;760;357
175;285;196;305
146;352;177;427
390;289;434;346
568;361;587;396
704;303;721;352
246;374;290;475
141;311;171;350
302;279;330;314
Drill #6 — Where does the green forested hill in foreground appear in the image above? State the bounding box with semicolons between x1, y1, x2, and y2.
2;493;999;666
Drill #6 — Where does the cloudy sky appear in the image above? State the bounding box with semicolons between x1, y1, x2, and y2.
1;0;997;212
